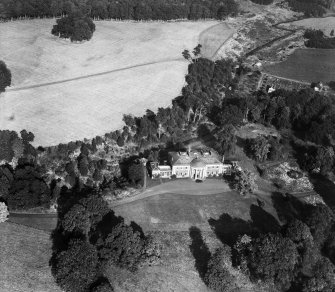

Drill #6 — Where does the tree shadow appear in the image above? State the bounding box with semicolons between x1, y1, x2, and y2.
249;204;280;233
189;226;211;280
310;173;335;209
270;192;307;224
208;213;255;247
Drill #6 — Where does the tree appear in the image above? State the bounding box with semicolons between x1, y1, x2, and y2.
193;44;202;58
302;257;335;292
0;60;11;93
331;29;334;37
52;12;95;42
7;162;50;210
230;166;256;196
128;162;144;185
316;146;335;176
305;204;334;247
204;246;237;292
20;129;35;143
248;233;299;290
91;278;114;292
54;239;98;292
116;136;124;147
216;124;236;155
62;204;91;236
182;49;191;61
0;202;9;223
246;136;270;162
97;221;146;271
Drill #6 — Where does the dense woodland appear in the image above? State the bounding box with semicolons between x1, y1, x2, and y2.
0;0;238;20
287;0;333;16
304;29;335;49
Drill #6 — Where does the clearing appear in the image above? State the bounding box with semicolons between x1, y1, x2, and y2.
282;16;335;36
0;222;61;292
263;48;335;83
0;19;229;146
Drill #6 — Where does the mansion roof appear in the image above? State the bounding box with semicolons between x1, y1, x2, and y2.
169;150;222;167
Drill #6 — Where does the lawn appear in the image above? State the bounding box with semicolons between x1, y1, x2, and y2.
0;19;220;146
0;222;61;292
264;48;335;83
113;187;256;232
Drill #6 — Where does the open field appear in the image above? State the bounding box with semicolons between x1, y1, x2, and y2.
199;22;235;59
0;19;220;146
282;16;335;36
0;222;61;292
264;48;335;83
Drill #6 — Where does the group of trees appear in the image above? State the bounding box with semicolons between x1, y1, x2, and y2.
304;29;335;49
52;186;160;292
287;0;333;17
249;0;273;5
205;203;335;292
0;160;51;210
52;11;95;41
0;129;36;163
0;0;239;21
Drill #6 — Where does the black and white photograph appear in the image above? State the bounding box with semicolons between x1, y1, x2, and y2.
0;0;335;291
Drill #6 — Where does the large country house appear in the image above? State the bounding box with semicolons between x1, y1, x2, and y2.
150;149;231;180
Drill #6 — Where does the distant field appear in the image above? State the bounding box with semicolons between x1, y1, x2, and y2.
282;16;335;36
0;19;219;146
264;48;335;83
0;222;61;292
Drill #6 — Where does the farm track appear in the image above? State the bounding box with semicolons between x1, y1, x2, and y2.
7;58;185;92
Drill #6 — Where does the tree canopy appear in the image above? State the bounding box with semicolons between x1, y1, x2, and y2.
0;60;11;93
52;12;95;42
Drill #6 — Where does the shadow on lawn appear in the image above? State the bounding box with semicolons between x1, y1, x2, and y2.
208;203;281;247
189;226;211;281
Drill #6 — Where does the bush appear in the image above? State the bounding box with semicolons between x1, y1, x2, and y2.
52;12;95;42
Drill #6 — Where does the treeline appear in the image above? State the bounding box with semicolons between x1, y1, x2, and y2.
0;0;238;21
304;29;335;49
287;0;333;17
249;0;274;5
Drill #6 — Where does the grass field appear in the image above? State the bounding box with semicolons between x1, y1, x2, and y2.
112;179;256;232
282;16;335;36
0;222;61;292
199;22;235;59
264;48;335;83
0;19;223;146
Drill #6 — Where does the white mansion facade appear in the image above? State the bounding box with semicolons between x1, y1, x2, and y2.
150;149;232;180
